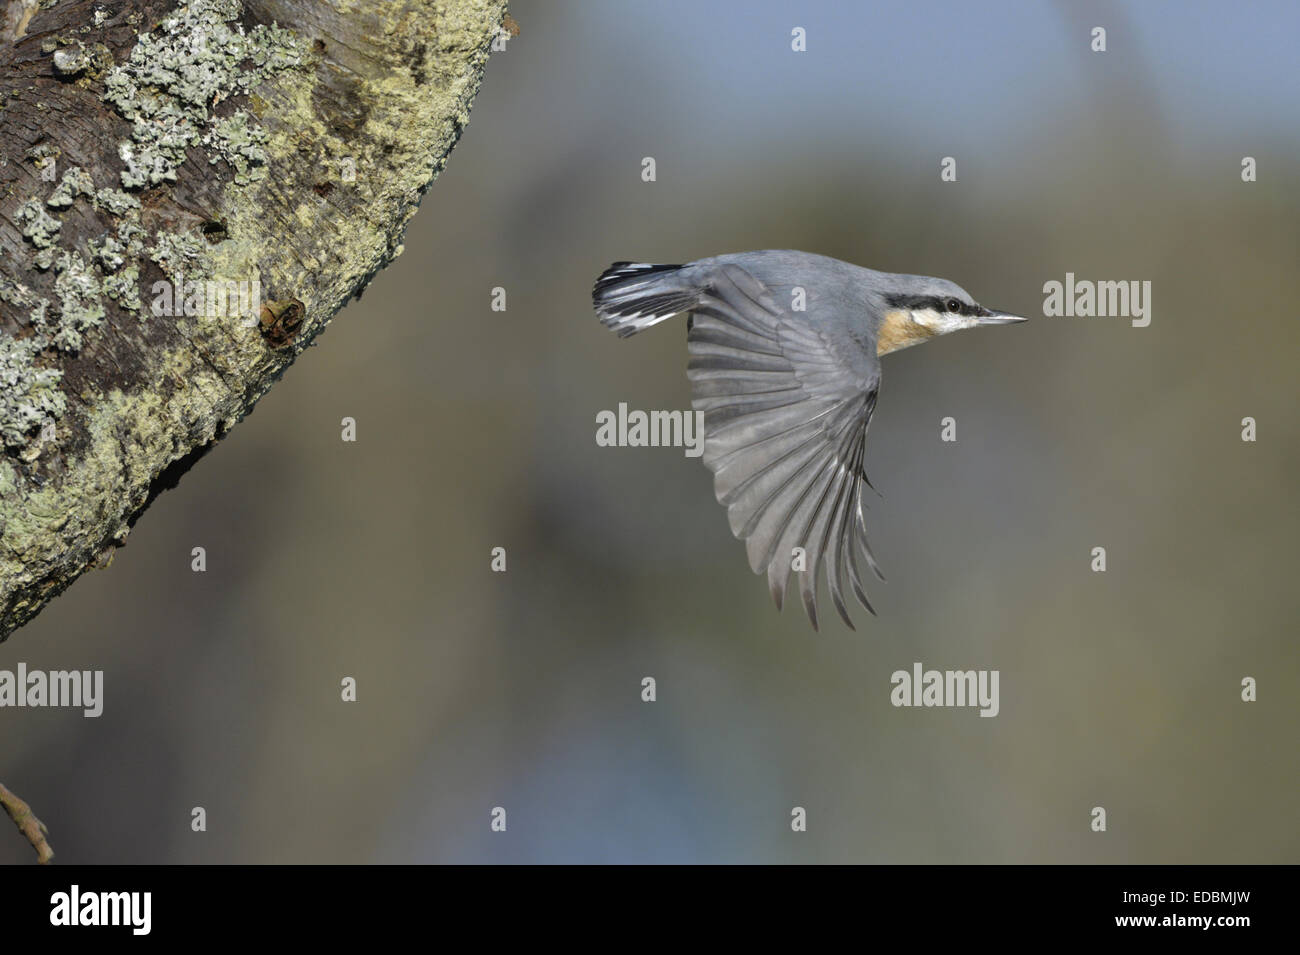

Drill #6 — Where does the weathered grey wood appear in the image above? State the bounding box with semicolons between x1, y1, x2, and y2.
0;0;507;639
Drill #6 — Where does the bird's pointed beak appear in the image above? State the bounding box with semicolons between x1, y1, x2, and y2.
976;308;1028;325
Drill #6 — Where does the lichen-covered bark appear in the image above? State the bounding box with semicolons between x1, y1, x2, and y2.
0;0;508;640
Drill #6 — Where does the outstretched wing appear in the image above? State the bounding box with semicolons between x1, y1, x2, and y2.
686;263;884;630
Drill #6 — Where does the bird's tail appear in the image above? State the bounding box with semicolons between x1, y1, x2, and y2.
592;261;697;337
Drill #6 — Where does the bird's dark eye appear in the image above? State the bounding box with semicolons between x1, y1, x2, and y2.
946;298;962;313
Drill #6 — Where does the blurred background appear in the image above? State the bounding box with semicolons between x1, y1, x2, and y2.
2;0;1297;863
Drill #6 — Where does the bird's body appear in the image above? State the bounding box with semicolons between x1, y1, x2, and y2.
592;250;1024;629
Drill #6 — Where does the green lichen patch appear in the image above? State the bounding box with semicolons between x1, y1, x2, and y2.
204;110;267;186
89;234;126;272
0;334;65;449
15;199;61;249
0;261;64;448
149;229;210;281
116;218;147;259
102;0;307;189
92;187;140;217
102;267;141;313
47;251;105;351
46;165;95;208
0;274;37;309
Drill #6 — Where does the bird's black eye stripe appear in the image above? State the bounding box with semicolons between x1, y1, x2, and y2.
885;293;975;316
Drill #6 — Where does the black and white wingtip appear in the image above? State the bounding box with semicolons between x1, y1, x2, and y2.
592;261;695;337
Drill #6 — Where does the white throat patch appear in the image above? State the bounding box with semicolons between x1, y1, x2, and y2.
910;307;978;335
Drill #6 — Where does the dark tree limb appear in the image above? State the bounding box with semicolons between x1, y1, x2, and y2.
0;0;508;639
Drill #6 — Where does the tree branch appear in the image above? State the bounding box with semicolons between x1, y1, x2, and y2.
0;0;508;639
0;781;53;863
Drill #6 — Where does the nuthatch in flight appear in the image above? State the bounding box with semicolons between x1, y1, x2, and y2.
592;250;1026;630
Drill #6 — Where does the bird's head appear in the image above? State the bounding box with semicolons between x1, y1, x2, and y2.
875;277;1026;356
